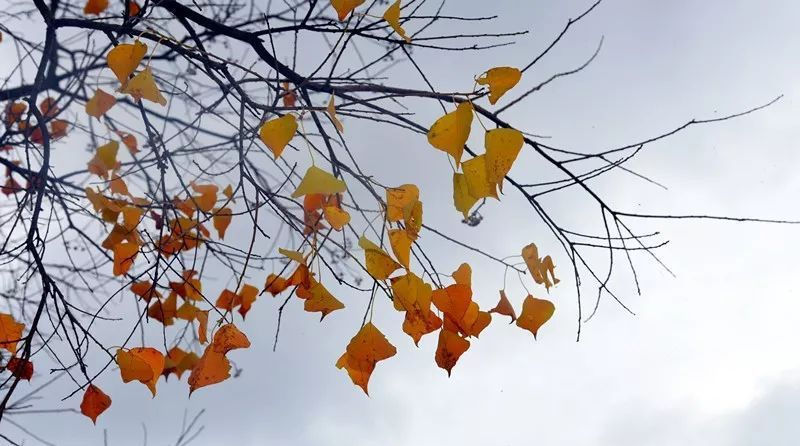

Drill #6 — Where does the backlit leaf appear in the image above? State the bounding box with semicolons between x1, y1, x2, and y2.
259;114;297;159
327;96;344;133
330;0;365;21
386;184;419;222
462;154;498;200
383;0;411;42
388;229;412;270
489;290;517;323
116;347;164;396
336;322;396;394
84;0;108;15
477;66;522;104
121;68;167;106
112;242;138;276
435;328;470;376
359;236;402;280
80;385;111;424
85;89;117;118
427;102;473;167
516;295;555;339
485;127;524;192
107;41;147;86
213;207;232;239
453;172;478;218
521;243;559;291
0;313;24;355
292;165;347;198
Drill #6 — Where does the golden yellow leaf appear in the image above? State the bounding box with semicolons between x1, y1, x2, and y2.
279;247;307;264
388;229;412;270
291;165;347;198
323;205;350;230
121;68;167;106
327;96;344;133
427;102;473;167
359;236;402;280
453;172;478;218
383;0;411;42
485;127;524;192
477;66;522;104
516;295;555;339
521;243;560;291
462;154;498;200
386;184;419;222
336;322;396;394
330;0;365;21
300;279;345;320
85;89;117;118
107;40;147;86
259;114;297;159
403;199;422;240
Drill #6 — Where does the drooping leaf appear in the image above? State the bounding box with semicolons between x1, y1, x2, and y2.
116;347;164;396
489;290;517;323
80;385;111;424
359;236;402;280
121;68;167;106
403;199;423;240
516;295;555;339
259;114;297;159
386;184;419;222
521;243;560;291
5;357;33;380
327;95;344;133
299;279;345;320
336;322;396;394
435;328;470;376
237;284;259;319
383;0;411;42
330;0;365;21
323;205;350;230
453;172;478;218
188;324;249;393
462;154;498;200
427;102;473;167
190;183;218;213
388;229;412;270
85;89;117;118
264;274;289;296
291;165;347;198
0;313;24;355
477;67;522;104
279;247;307;264
212;207;232;239
116;131;139;154
107;41;147;86
452;263;471;287
83;0;108;15
87;141;119;179
485;127;524;192
112;242;138;276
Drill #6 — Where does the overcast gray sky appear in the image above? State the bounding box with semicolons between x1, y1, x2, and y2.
4;0;800;445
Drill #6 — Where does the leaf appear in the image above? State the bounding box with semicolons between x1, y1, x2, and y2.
112;242;138;276
467;311;491;338
291;165;347;198
264;274;289;296
5;357;33;381
87;141;119;179
299;279;345;320
489;290;517;323
431;284;473;335
359;236;402;280
383;0;411;42
327;96;344;133
452;263;471;287
335;322;396;394
403;199;422;240
80;385;111;424
116;131;139;154
323;205;350;230
215;289;238;311
0;313;24;355
130;281;161;302
516;295;555;339
83;0;108;15
116;347;165;396
477;67;522;104
163;347;199;381
485;128;524;192
402;309;441;346
281;82;296;107
196;310;209;344
188;324;249;393
453;172;478;218
386;184;419;222
121;68;167;106
237;284;259;319
462;155;498;200
435;328;470;376
388;229;412;270
213;207;232;239
279;247;307;264
107;41;147;86
259;114;297;159
85;89;117;118
521;243;560;291
109;173;129;196
148;292;177;326
330;0;365;21
427;102;473;167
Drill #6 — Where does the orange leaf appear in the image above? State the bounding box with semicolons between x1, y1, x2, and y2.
516;295;555;339
489;290;517;323
335;322;396;394
116;347;164;396
435;328;470;376
451;263;471;287
196;310;209;344
330;0;365;20
0;313;24;355
264;274;289;296
83;0;108;15
237;284;259;319
213;207;232;239
80;385;111;424
521;243;559;291
299;279;344;320
385;184;418;222
188;324;249;393
112;242;138;276
85;89;117;118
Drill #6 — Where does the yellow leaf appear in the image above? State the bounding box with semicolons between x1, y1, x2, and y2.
279;247;307;264
477;66;522;104
386;184;419;222
403;199;422;240
327;96;344;133
300;279;345;320
87;141;119;179
359;236;401;280
259;114;297;159
516;295;555;339
485;127;524;192
462;154;498;200
521;243;560;291
383;0;411;42
121;68;167;106
291;165;346;198
85;89;117;118
452;172;478;218
388;229;412;270
323;205;350;230
427;102;473;167
107;41;147;86
330;0;365;21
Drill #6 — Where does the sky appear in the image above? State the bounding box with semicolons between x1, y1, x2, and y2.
4;0;800;445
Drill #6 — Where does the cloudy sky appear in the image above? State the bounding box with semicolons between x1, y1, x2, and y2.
4;0;800;445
